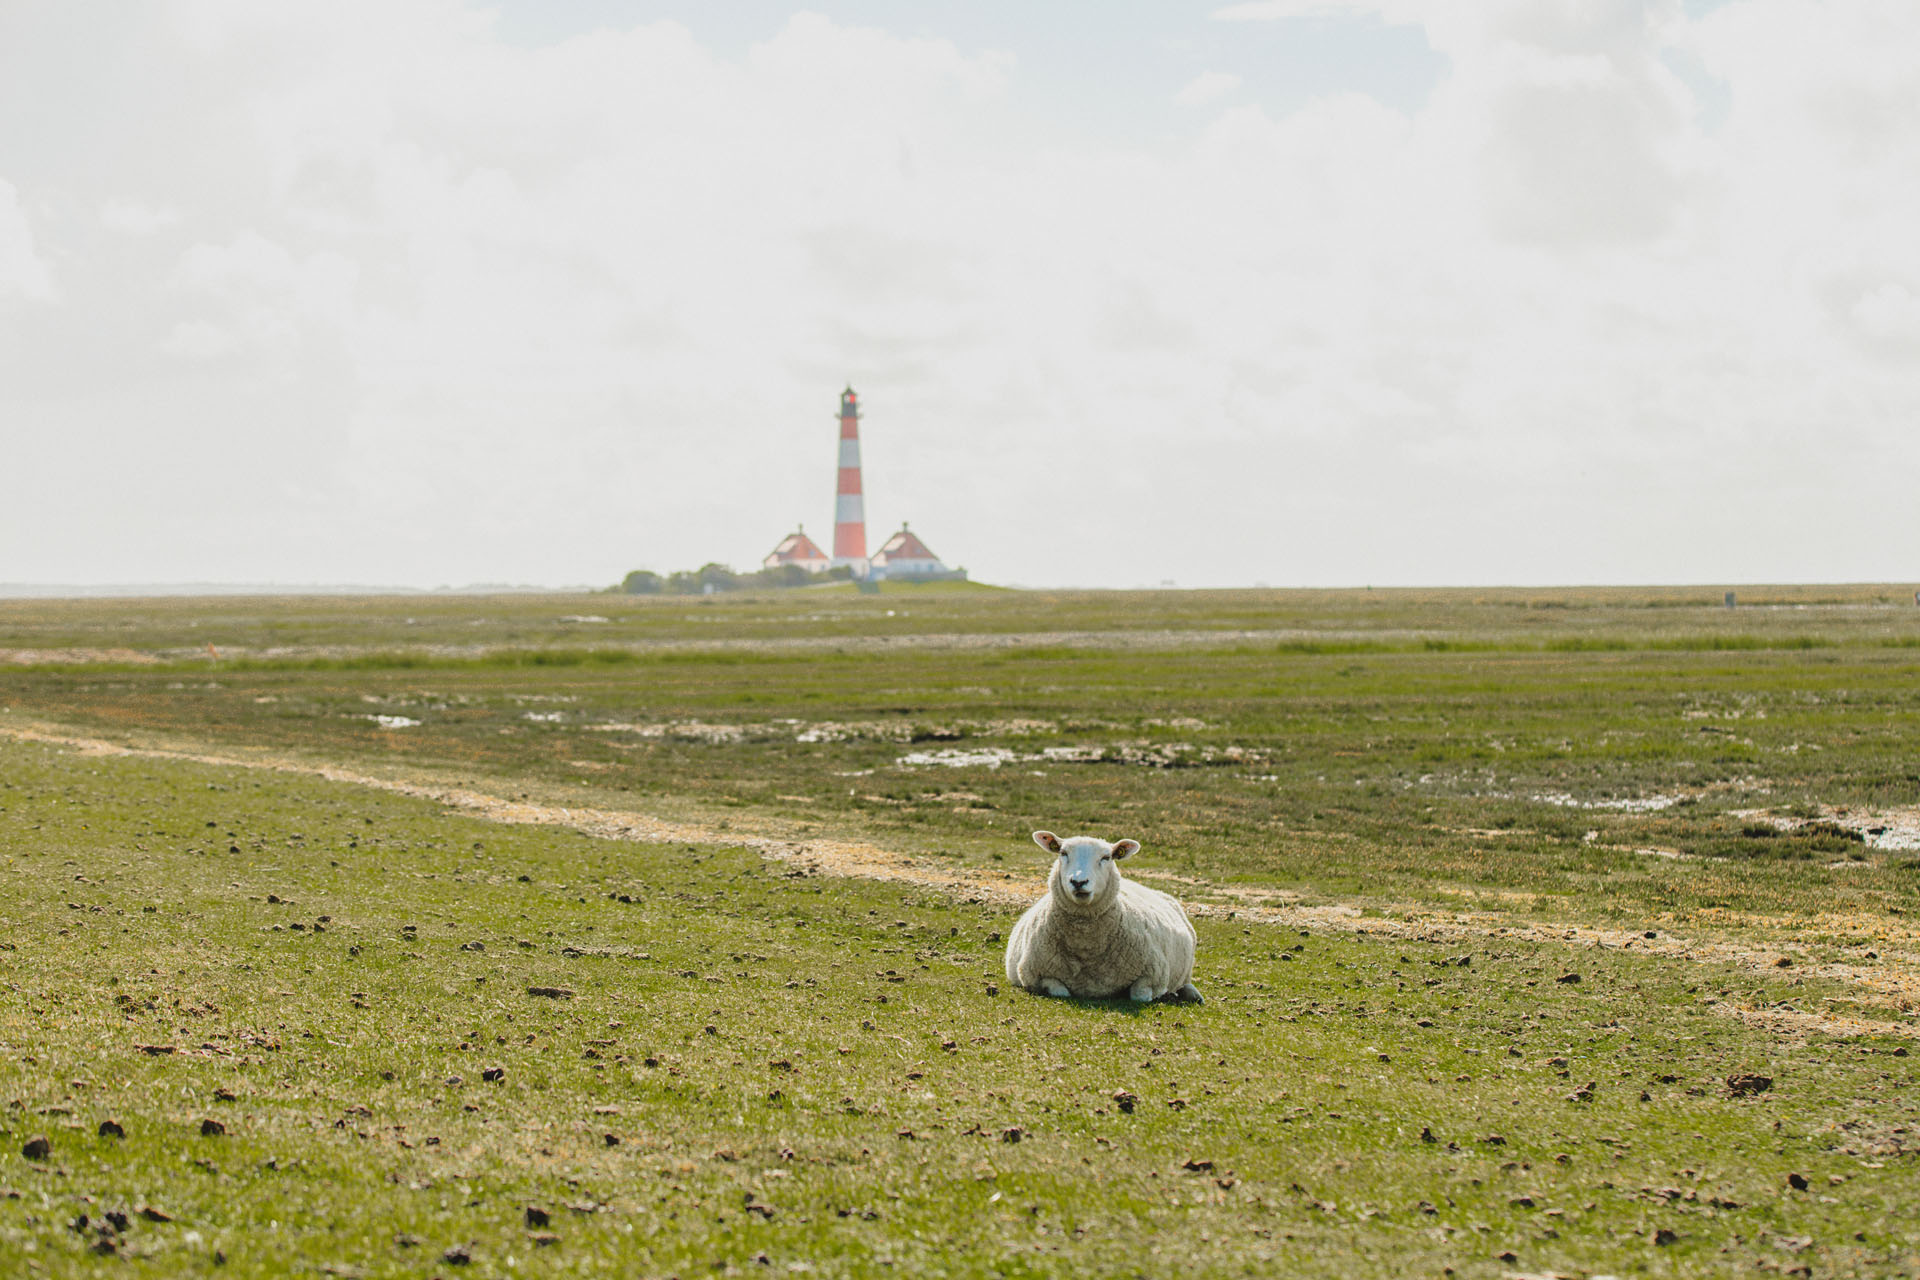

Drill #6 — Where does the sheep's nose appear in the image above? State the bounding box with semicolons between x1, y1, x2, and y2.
1069;877;1089;891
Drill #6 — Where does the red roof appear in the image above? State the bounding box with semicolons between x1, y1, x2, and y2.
765;530;829;565
872;526;941;564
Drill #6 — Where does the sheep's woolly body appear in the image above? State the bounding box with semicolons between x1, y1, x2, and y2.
1004;833;1199;1002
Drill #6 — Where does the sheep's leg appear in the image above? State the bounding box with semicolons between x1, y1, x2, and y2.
1128;980;1158;1003
1038;978;1072;998
1173;983;1204;1005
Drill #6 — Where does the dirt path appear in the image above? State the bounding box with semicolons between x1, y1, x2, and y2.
3;718;1913;1038
0;646;160;665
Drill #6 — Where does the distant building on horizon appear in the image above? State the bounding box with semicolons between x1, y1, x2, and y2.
763;527;830;574
870;523;964;582
756;387;967;585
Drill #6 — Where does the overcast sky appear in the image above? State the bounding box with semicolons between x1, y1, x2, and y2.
2;0;1916;589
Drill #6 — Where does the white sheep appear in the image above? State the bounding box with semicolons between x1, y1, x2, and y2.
1003;831;1202;1004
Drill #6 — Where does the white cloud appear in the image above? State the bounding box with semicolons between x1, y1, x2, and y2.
1174;70;1242;107
1;1;1919;586
159;319;240;360
1850;282;1920;348
100;201;182;235
1212;0;1422;23
0;179;54;300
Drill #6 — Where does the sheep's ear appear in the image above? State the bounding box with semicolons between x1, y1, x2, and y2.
1032;831;1063;854
1110;839;1140;860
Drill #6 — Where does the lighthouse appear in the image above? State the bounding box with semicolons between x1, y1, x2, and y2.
831;386;868;572
756;385;966;587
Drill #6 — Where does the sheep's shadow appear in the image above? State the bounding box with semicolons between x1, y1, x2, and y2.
1015;991;1204;1015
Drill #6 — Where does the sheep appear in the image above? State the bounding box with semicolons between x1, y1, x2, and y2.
1003;831;1202;1004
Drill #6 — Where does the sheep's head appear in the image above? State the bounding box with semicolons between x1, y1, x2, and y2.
1033;830;1139;909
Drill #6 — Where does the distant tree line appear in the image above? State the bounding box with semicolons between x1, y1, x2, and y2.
619;563;855;595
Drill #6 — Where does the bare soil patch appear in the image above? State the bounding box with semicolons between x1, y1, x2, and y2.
0;646;159;665
1740;804;1920;852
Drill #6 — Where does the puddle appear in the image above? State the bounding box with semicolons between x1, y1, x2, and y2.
583;721;746;744
1443;775;1768;813
796;718;1061;744
530;715;1227;754
796;721;913;744
568;716;1239;767
896;742;1266;770
364;715;420;729
1582;831;1695;859
1738;806;1920;852
358;693;473;710
1533;791;1683;813
897;747;1020;769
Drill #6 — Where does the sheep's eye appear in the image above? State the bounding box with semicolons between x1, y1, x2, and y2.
1101;855;1111;862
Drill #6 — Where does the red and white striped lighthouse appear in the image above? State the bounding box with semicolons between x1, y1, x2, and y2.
831;385;868;571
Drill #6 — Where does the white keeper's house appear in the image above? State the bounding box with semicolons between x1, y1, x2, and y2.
754;389;968;584
869;524;964;581
762;527;831;574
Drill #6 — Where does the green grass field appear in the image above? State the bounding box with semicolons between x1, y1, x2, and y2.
2;586;1917;1277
